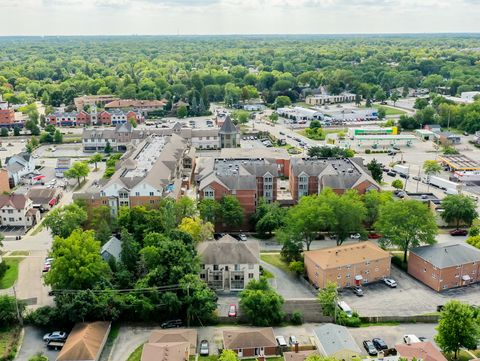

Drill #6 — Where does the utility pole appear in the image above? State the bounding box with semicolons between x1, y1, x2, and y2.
416;166;421;192
12;285;23;326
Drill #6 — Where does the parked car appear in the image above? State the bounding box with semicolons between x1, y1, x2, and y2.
450;229;468;236
353;286;364;297
228;304;237;317
239;234;247;241
412;176;421;181
403;335;421;344
199;340;209;356
368;232;382;239
276;336;288;347
288;335;297;346
387;171;396;177
43;331;67;343
350;233;361;239
363;340;378;356
372;338;388;350
161;319;183;329
383;278;397;288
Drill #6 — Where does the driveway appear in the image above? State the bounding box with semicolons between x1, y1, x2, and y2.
16;326;59;361
340;266;480;317
260;260;315;299
109;326;153;361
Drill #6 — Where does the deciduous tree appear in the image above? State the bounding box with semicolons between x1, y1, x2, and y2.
43;203;88;238
441;194;478;229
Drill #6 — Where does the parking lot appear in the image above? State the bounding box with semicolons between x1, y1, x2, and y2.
341;266;480;317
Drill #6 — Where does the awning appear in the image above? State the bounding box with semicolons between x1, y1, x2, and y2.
48;198;56;206
355;275;363;281
462;275;471;281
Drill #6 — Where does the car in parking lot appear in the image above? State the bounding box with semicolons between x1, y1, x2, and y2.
383;278;397;288
372;338;388;350
43;331;68;343
363;340;378;356
276;336;288;347
161;319;183;328
450;229;468;236
353;286;364;297
387;171;396;177
288;335;297;346
199;340;209;356
350;233;361;239
368;232;382;239
228;304;237;317
239;234;247;241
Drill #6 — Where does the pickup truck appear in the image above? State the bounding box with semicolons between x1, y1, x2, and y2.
47;340;65;350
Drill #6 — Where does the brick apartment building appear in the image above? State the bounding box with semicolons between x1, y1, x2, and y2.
47;108;143;127
304;241;391;288
104;99;167;115
408;242;480;291
289;157;380;203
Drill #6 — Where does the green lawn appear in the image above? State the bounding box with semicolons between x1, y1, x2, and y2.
373;104;406;115
0;327;20;360
126;344;144;361
260;253;290;273
199;356;219;361
0;258;23;289
8;251;29;256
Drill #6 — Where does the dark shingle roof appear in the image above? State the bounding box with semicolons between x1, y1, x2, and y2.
219;115;238;134
411;242;480;269
197;236;260;265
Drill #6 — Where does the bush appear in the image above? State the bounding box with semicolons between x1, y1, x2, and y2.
24;306;62;328
290;311;304;325
365;149;371;154
103;166;116;179
28;354;48;361
0;261;8;279
289;261;304;275
391;254;408;271
469;226;479;237
336;310;361;327
0;295;25;326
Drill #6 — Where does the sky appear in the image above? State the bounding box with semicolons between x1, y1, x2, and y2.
1;0;480;36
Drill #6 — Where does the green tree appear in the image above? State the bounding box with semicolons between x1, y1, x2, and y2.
198;199;220;224
435;300;479;360
274;95;292;108
218;350;238;361
0;295;25;326
252;199;285;236
119;228;140;274
178;217;214;243
467;235;480;249
239;277;284;326
179;274;217;325
269;113;279;123
363;190;393;226
441;194;478;229
104;141;113;154
0;128;8;137
317;281;338;317
391;179;404;189
377;107;386;120
89;153;103;171
423;160;442;191
390;91;400;106
43;203;88;238
375;200;437;262
53;129;63;143
231;110;250;125
64;161;90;186
45;229;111;290
367;159;383;183
219;196;243;228
176;105;188;118
174;196;197;223
13;127;20;136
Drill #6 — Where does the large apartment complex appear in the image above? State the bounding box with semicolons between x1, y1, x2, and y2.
75;133;193;216
47;108;144;127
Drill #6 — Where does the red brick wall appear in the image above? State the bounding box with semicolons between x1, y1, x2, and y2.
0;109;15;124
129;196;161;208
76;111;91;125
99;111;111;125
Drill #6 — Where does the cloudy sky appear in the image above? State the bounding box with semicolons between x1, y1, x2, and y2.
1;0;479;35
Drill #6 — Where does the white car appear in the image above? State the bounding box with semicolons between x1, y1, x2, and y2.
239;234;247;241
384;278;397;288
350;233;361;239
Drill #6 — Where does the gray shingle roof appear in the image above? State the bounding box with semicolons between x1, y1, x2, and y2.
101;236;122;260
410;242;480;269
197;236;260;265
313;323;361;356
219;115;238;134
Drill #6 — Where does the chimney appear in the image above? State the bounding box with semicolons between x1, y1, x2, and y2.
295;342;299;353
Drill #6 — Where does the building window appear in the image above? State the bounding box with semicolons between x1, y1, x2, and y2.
149;192;154;196
204;189;215;199
234;264;240;271
135;192;140;196
248;273;254;279
9;217;14;222
200;273;205;279
213;265;219;271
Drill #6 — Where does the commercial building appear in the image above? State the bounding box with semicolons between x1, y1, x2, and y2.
305;93;356;106
75;134;192;216
56;322;111;361
277;107;323;122
197;234;260;291
408;242;480;291
222;328;278;358
347;126;398;138
435;131;461;145
289;157;380;203
313;324;361;361
304;241;391;289
439;154;480;182
0;194;40;228
74;95;118;111
219;116;240;148
414;129;435;141
104;99;167;115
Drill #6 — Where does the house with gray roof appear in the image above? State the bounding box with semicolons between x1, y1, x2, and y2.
408;242;480;291
101;236;122;262
313;323;361;361
6;152;35;186
197;235;260;291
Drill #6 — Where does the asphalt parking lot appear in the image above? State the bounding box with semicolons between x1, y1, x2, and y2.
340;266;480;317
16;326;60;361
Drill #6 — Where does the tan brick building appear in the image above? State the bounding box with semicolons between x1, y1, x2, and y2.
408;243;480;292
222;328;278;358
304;241;391;289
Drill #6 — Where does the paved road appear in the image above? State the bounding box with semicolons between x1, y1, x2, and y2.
16;326;59;361
260;260;315;299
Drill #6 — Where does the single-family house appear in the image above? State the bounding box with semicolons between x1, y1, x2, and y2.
395;341;447;361
5;152;35;186
27;187;62;211
304;241;391;289
56;321;111;361
142;329;198;361
101;236;122;262
313;324;361;361
408;242;480;291
0;194;40;228
283;350;318;361
222;328;278;358
197;235;260;291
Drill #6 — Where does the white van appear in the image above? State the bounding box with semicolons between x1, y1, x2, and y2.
337;301;353;317
403;334;421;344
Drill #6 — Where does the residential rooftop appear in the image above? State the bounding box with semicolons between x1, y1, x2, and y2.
410;242;480;269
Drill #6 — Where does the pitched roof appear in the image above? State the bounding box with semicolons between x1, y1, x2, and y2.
142;342;190;361
304;241;390;269
56;322;111;361
395;342;447;361
0;194;29;210
101;236;122;260
223;328;277;349
27;187;58;204
410;242;480;269
197;236;260;265
105;99;166;109
313;323;361;356
219;115;238;134
148;329;197;355
283;350;318;361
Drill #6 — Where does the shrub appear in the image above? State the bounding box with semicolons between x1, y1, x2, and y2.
0;261;8;279
391;254;408;271
290;311;304;325
365;149;371;154
469;226;479;237
24;306;62;328
336;310;361;327
289;261;304;275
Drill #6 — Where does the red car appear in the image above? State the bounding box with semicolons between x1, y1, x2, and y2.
368;233;382;239
450;229;468;236
228;304;237;317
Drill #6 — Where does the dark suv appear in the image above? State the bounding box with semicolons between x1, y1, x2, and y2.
161;319;183;329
